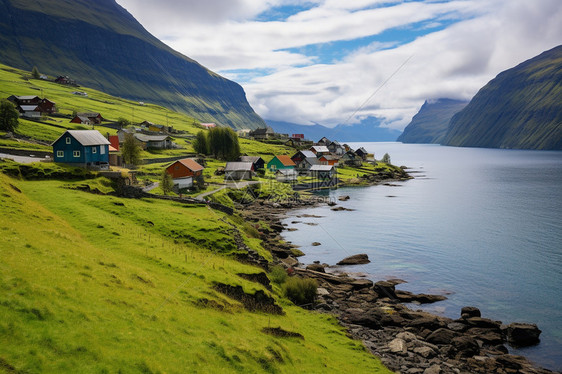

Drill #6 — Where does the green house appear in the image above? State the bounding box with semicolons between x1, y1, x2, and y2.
267;155;296;171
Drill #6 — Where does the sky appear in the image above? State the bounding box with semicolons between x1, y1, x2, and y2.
114;0;562;130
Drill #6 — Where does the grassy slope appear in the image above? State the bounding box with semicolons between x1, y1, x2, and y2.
0;171;391;373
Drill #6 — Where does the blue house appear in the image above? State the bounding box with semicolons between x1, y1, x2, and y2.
52;130;110;169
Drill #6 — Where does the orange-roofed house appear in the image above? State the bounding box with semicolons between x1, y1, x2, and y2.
267;155;296;171
165;158;205;179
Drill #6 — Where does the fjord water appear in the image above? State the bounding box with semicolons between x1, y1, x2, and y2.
281;143;562;371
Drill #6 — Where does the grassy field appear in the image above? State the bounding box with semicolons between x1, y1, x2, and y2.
0;168;391;373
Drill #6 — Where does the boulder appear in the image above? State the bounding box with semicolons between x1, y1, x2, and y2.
306;263;325;273
465;317;501;329
466;327;504;346
338;195;350;201
388;338;408;355
423;365;441;374
505;322;541;347
461;306;481;318
344;308;382;329
450;336;480;358
414;346;436;358
349;278;374;290
426;328;459;345
337;254;370;265
311;242;322;246
374;281;397;299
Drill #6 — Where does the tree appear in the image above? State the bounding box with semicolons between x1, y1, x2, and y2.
192;130;209;155
117;117;130;129
207;127;240;161
0;99;19;132
121;133;142;166
160;170;174;195
31;66;40;79
381;153;391;164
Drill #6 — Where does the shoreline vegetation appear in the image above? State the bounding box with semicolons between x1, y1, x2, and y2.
238;171;557;374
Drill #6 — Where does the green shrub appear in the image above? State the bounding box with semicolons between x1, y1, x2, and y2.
282;277;317;306
269;265;287;285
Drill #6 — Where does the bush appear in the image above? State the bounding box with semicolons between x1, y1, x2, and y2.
269;265;287;285
381;153;391;164
282;277;317;306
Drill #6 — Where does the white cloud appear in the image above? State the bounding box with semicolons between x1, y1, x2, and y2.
116;0;562;130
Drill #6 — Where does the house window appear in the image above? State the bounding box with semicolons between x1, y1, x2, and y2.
66;137;71;144
73;150;80;157
57;150;64;158
92;147;97;154
100;146;105;155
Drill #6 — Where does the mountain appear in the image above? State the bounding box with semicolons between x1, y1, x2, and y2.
397;98;468;144
442;45;562;150
267;116;401;143
0;0;265;129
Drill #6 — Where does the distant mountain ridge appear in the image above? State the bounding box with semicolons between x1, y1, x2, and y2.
442;45;562;150
0;0;265;129
267;117;401;142
397;99;468;144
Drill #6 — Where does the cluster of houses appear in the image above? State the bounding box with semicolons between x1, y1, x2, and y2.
223;137;370;182
6;95;57;118
236;126;313;148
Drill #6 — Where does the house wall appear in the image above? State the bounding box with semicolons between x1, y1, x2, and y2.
267;157;294;171
53;135;109;165
166;162;201;179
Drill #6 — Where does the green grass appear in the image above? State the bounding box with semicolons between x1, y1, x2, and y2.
0;171;391;373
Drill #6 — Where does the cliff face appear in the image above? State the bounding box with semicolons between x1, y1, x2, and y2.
442;45;562;150
397;99;468;144
0;0;265;129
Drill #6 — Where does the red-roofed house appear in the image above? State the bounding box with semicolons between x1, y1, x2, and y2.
165;158;205;179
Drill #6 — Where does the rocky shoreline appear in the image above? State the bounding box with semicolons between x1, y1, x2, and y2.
239;193;559;374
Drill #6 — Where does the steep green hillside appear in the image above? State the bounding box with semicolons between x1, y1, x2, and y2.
0;166;391;373
442;45;562;150
397;99;468;144
0;0;265;129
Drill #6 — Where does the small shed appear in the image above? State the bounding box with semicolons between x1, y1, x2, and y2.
318;154;339;166
239;156;265;171
309;165;336;180
267;155;296;171
224;162;255;181
275;168;298;183
340;150;362;167
355;147;369;160
327;141;345;155
166;158;204;179
133;133;172;149
52;130;110;168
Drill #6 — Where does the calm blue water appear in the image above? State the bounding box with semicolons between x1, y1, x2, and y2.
281;143;562;371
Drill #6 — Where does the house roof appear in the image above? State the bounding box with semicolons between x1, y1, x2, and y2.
133;133;170;142
310;165;335;172
175;158;204;172
225;162;254;172
16;95;40;100
298;150;316;159
19;105;40;111
200;123;216;128
77;112;102;119
272;155;296;167
240;156;263;164
311;146;329;153
319;154;339;161
276;168;298;176
52;130;110;146
356;147;368;154
74;116;91;123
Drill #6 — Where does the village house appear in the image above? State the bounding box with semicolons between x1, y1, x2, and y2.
55;75;76;85
267;155;296;171
133;133;172;149
239;156;265;171
52;130;110;169
309;165;336;180
237;129;251;138
200;123;216;129
340;150;362;167
275;168;298;183
355;147;369;161
250;126;275;140
291;150;318;172
318;154;339;166
139;121;172;133
316;137;331;146
310;145;330;157
71;112;104;125
166;158;204;179
7;95;57;117
327;140;345;156
224;162;255;181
